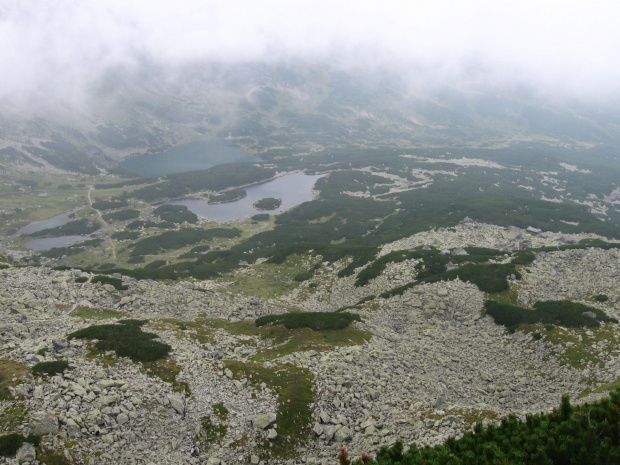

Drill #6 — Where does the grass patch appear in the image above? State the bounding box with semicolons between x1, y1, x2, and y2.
197;417;227;451
71;306;127;320
32;361;69;376
37;448;72;465
225;361;313;459
256;312;361;331
0;404;27;431
221;254;313;299
489;286;519;306
0;360;28;401
143;358;190;395
67;322;171;362
212;403;228;421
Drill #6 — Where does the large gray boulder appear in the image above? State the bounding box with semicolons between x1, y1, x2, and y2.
16;442;36;463
29;412;59;435
249;413;277;430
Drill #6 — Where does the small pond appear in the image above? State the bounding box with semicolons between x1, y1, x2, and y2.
24;235;96;251
14;212;73;236
166;173;322;222
119;140;257;177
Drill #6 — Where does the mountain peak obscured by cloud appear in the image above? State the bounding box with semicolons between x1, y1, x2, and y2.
2;0;620;109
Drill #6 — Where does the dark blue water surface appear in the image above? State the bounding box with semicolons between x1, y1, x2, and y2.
119;140;257;177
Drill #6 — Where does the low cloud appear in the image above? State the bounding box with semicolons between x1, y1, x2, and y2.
1;0;620;109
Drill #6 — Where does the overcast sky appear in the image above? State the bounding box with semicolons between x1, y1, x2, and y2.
1;0;620;106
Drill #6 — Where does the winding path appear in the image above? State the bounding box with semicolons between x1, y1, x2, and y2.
87;185;116;259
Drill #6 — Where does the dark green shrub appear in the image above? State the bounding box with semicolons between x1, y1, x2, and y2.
0;433;24;457
534;301;617;325
293;270;315;282
153;204;198;224
28;219;100;238
74;276;88;283
594;294;609;302
32;360;69;376
111;231;140;240
67;322;170;362
251;214;270;221
485;300;617;331
103;209;140;222
117;319;147;326
144;260;167;269
253;197;282;210
511;250;536;266
255;312;361;331
91;275;127;290
361;390;620;465
208;189;247;204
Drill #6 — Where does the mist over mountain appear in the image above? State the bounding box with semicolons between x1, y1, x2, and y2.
0;59;619;175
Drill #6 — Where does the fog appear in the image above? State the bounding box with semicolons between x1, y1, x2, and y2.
2;0;620;108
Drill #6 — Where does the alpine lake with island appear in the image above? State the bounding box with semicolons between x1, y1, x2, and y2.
18;140;322;250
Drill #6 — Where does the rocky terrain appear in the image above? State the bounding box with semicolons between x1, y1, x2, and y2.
1;222;620;464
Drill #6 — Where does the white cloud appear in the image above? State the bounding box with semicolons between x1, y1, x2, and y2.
1;0;619;105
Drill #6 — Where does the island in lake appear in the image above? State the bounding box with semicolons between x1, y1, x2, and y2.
253;197;282;210
208;188;247;205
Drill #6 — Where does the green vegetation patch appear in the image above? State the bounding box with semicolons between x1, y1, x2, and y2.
367;392;620;465
39;239;103;258
128;227;240;257
92;199;129;210
32;361;70;376
251;213;270;221
0;433;40;457
208;188;246;204
111;231;140;241
422;262;517;293
153;204;198;224
225;361;313;459
253;197;282;210
0;360;28;401
197;416;227;452
125;163;275;202
102;209;140;222
485;300;617;332
143;358;190;395
255;312;361;331
27;218;100;237
71;306;127;320
91;275;127;290
67;322;171;362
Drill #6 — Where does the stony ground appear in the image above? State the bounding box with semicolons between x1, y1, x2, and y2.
1;221;620;464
